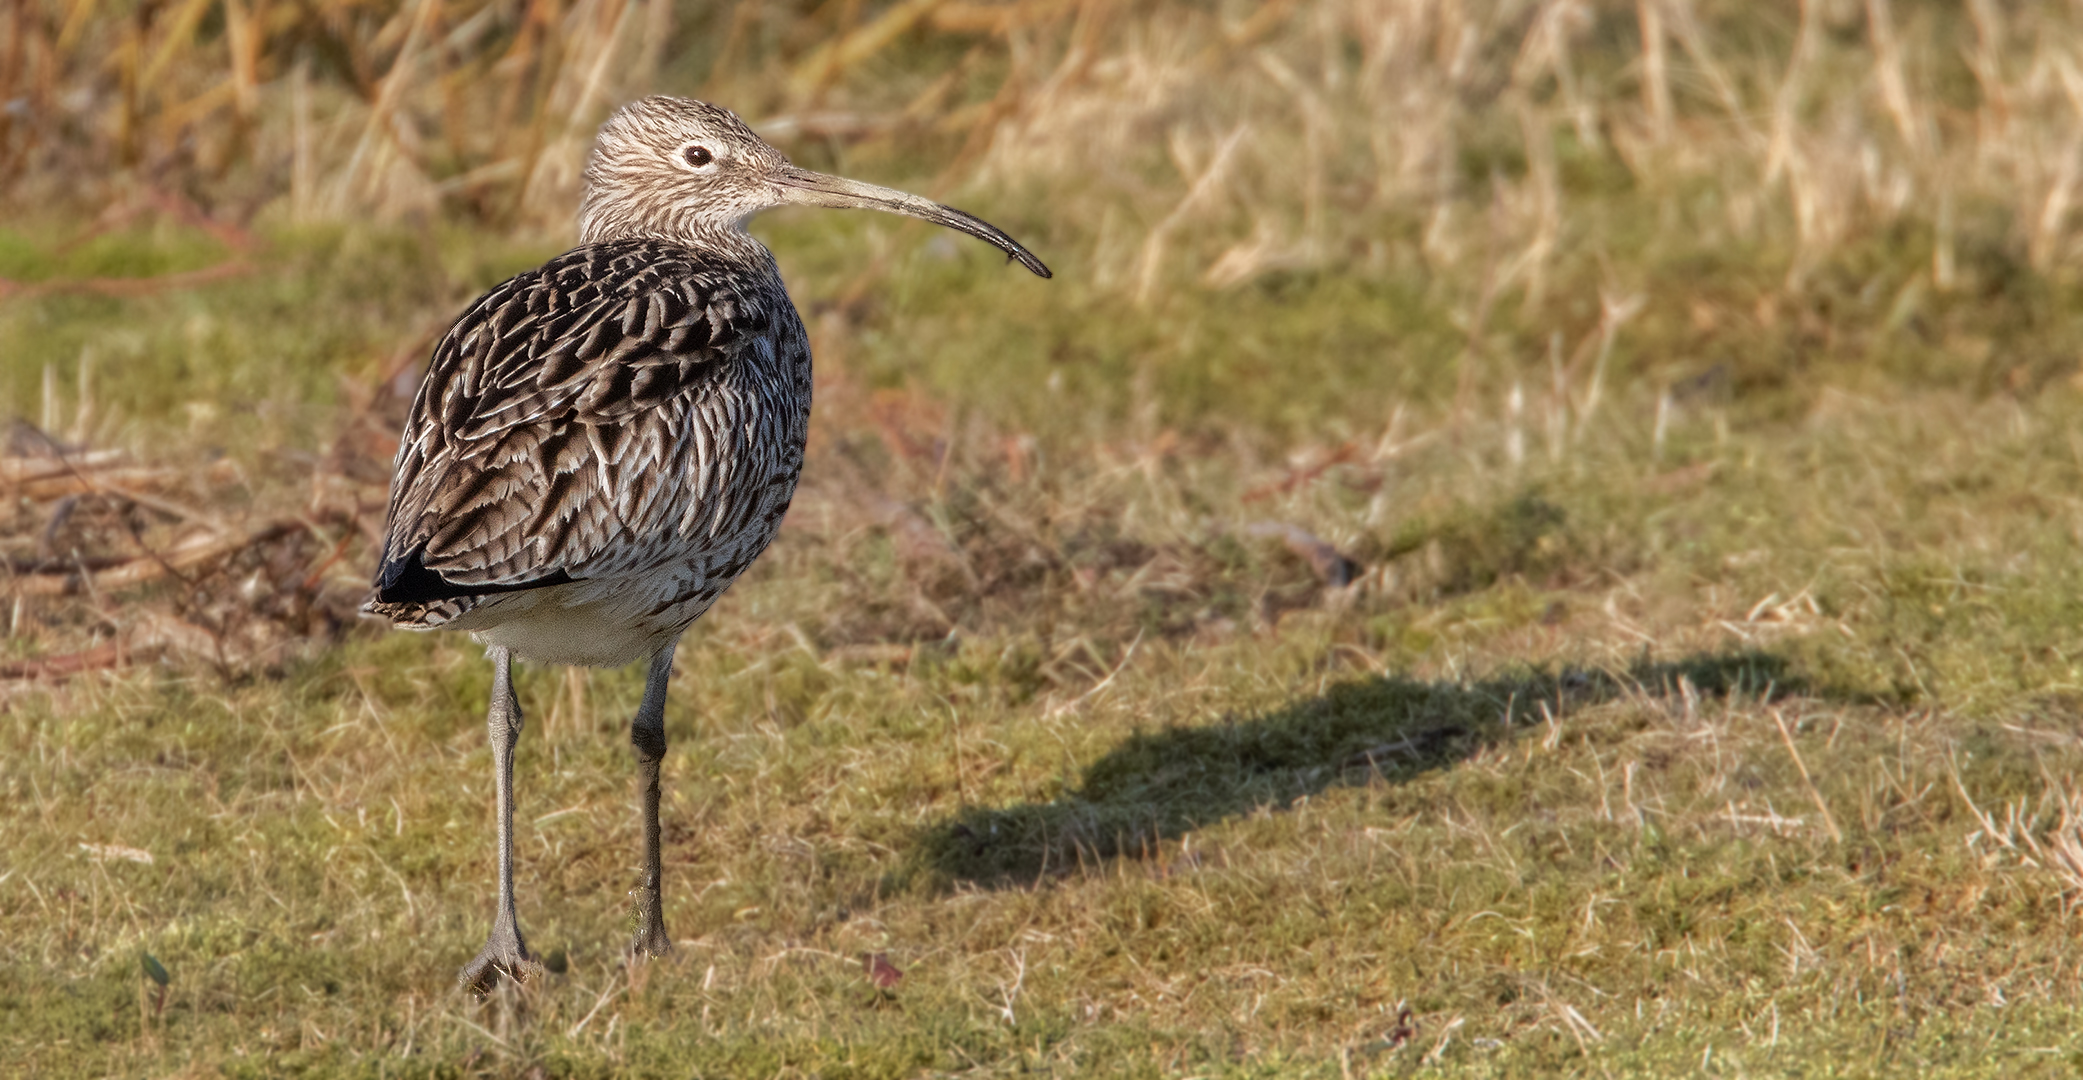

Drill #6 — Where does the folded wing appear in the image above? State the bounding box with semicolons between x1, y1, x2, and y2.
367;239;776;619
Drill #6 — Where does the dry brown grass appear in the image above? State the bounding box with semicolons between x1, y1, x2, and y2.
12;1;2083;289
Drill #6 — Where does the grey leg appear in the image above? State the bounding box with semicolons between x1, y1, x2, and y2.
459;646;537;991
630;642;678;958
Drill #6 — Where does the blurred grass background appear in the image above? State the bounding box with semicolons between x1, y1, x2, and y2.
13;0;2083;1076
16;0;2083;438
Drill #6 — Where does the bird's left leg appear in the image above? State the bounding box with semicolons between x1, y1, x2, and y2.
629;640;679;958
459;645;538;992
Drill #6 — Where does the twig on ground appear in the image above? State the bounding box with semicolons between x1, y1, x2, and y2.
0;643;162;681
6;521;303;597
1773;707;1843;843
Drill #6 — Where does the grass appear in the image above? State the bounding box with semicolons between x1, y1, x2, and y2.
14;0;2083;1076
9;211;2083;1077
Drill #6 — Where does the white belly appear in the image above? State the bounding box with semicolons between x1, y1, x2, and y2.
439;573;726;668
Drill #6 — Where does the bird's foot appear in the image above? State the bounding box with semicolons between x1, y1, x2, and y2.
458;919;539;994
630;887;672;959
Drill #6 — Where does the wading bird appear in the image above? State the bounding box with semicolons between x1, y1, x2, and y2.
363;96;1050;991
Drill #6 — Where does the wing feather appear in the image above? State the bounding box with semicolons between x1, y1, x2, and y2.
367;238;787;615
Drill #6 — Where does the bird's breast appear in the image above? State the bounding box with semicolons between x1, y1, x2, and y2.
663;319;808;534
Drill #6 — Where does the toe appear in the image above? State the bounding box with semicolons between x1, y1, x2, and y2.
458;948;539;993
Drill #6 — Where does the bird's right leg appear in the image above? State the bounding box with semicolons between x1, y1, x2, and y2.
459;645;537;992
629;641;678;958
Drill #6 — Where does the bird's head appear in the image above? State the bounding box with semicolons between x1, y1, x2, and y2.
579;96;1050;278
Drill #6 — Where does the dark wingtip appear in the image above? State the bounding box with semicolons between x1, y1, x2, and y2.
374;549;453;604
375;548;574;604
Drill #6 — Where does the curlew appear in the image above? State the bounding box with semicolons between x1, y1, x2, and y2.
363;96;1049;991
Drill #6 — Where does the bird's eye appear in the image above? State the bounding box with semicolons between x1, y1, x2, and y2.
683;145;714;168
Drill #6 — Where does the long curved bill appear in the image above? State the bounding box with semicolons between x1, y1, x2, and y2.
771;166;1052;279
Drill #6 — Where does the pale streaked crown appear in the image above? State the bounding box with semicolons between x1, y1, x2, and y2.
576;95;1051;277
578;97;792;247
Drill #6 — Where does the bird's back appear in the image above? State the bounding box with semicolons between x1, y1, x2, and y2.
364;237;811;665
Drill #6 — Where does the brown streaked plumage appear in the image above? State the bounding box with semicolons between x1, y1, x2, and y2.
362;96;1049;992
